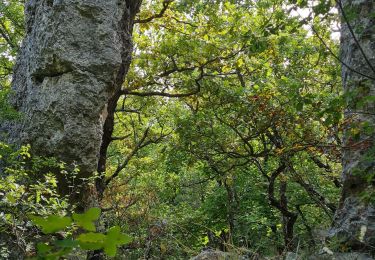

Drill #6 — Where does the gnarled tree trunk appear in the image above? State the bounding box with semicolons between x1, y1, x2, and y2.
6;0;142;208
331;0;375;252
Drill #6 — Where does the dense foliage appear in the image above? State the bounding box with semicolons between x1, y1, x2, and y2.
0;0;350;259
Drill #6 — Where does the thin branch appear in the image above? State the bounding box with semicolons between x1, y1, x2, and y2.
158;65;196;78
123;46;247;98
182;174;221;188
295;205;316;246
111;133;132;141
171;16;198;27
0;21;17;49
311;25;375;81
213;113;255;156
268;163;297;218
122;88;199;98
105;127;169;186
105;127;151;186
101;198;138;212
289;165;336;219
115;108;141;114
336;0;375;76
135;0;174;24
309;156;332;172
157;46;246;78
121;68;204;98
236;69;246;88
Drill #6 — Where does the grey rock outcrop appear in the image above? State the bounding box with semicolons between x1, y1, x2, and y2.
330;0;375;251
308;252;373;260
5;0;141;200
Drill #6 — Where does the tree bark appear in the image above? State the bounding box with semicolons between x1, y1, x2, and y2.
5;0;141;208
267;164;298;251
280;180;297;251
224;178;237;246
331;0;375;252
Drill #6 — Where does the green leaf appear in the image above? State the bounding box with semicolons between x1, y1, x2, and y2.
72;207;101;231
5;193;16;204
107;226;133;245
54;239;79;248
37;243;52;254
296;102;303;111
30;215;72;234
43;248;72;260
103;226;133;257
104;243;117;257
77;232;106;250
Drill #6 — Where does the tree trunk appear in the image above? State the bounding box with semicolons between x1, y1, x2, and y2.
6;0;141;208
224;178;236;246
280;180;297;251
331;0;375;252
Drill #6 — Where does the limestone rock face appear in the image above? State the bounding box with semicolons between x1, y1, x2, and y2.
6;0;141;196
330;0;375;251
331;197;375;250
